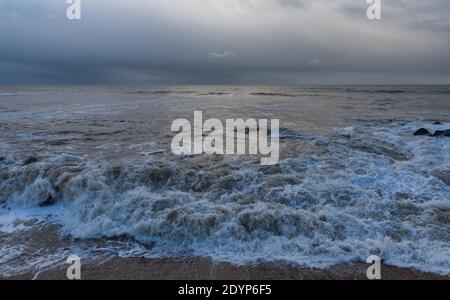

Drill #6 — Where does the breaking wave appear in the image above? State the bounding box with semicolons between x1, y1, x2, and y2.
1;122;450;274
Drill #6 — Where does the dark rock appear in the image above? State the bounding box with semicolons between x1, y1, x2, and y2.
414;128;431;136
39;194;56;207
23;156;38;165
433;121;443;125
432;130;450;137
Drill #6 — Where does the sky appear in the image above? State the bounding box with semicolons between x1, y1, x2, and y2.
1;0;450;84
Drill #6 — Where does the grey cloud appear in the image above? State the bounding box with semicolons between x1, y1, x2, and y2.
1;0;450;84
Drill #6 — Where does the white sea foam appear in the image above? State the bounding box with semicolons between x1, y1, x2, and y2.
0;206;63;233
1;122;450;275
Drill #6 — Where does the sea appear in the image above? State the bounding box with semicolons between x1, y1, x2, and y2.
1;85;450;277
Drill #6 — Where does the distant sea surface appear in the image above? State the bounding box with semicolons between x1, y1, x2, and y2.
1;85;450;277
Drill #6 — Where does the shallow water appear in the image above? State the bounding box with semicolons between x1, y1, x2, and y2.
1;85;450;277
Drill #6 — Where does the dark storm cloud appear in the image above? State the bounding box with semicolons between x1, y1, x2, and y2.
1;0;450;84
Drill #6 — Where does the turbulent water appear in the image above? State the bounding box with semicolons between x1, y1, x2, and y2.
1;85;450;276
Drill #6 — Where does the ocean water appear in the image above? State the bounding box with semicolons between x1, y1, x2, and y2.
1;85;450;276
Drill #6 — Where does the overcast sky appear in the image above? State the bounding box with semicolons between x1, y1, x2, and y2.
1;0;450;84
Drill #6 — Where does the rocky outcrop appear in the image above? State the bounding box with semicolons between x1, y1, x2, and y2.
414;128;450;137
432;130;450;137
414;128;431;136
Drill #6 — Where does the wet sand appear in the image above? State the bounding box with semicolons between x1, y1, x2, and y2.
6;257;449;280
1;221;448;280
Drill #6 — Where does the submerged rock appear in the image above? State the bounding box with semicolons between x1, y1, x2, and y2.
432;130;450;137
23;156;39;165
414;128;431;136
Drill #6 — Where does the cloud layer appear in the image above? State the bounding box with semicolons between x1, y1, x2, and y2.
1;0;450;84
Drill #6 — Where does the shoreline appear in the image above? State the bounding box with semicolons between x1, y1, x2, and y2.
5;257;449;280
1;219;450;280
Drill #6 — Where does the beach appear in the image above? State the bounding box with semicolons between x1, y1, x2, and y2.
1;85;450;279
2;219;448;280
8;258;449;280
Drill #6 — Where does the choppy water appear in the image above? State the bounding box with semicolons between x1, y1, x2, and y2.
1;85;450;276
